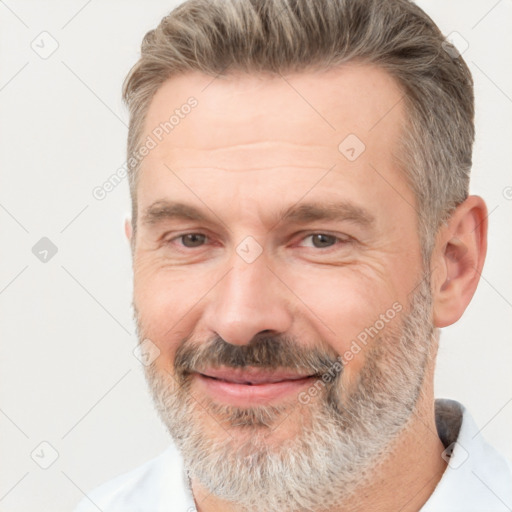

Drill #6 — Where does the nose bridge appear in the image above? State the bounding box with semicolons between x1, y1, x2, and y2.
204;252;292;346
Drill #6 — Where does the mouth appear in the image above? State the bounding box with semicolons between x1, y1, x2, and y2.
194;367;319;405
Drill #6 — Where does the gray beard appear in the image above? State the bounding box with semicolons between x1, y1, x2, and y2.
139;277;435;512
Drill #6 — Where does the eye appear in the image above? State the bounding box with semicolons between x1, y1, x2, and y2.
309;233;337;248
178;233;207;248
300;233;342;249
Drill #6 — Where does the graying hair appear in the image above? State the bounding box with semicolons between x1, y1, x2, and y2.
123;0;474;260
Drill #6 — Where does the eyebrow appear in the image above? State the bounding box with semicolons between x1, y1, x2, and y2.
141;201;210;226
278;201;375;228
140;199;375;230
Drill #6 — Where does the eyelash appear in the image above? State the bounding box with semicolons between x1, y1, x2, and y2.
165;232;352;250
297;232;352;249
164;233;211;249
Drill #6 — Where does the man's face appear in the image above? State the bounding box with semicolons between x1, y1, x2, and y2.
131;65;432;509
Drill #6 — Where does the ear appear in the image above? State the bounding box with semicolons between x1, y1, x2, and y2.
124;217;133;242
431;196;488;328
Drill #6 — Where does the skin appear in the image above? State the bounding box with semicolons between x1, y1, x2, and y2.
125;64;487;511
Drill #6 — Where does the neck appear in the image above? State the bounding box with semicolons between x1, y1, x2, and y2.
191;359;447;512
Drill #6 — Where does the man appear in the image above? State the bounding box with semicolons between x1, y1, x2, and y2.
75;0;512;510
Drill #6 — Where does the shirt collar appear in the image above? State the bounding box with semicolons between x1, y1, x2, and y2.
421;398;512;511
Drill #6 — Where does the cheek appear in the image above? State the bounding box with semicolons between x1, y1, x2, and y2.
288;267;404;377
133;262;211;368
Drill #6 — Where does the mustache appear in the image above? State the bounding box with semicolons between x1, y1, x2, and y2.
174;334;343;379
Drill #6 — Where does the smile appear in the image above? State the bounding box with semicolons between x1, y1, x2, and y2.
194;367;319;405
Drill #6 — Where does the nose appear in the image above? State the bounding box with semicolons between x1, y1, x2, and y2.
202;254;293;346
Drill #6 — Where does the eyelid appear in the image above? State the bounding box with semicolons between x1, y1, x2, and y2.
162;231;210;246
295;231;353;247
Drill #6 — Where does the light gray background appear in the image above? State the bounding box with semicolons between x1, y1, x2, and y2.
0;1;511;511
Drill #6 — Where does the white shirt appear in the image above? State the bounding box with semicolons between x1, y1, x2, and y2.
74;399;512;512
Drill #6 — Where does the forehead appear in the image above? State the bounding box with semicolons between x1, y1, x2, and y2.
140;64;405;170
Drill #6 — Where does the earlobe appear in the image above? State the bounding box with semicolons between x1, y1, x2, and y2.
124;218;133;242
432;196;488;328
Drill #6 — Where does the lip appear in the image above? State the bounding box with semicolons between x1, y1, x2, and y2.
194;367;318;405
